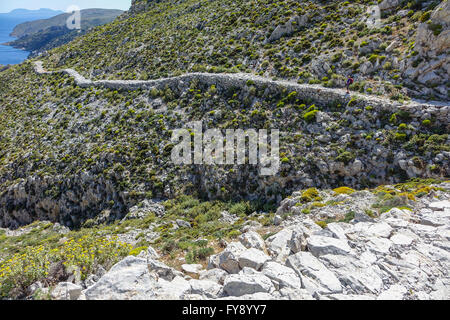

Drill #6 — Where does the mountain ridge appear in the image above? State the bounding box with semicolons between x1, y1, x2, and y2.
10;8;124;38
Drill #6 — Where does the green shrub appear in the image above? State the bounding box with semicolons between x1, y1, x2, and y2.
303;110;318;122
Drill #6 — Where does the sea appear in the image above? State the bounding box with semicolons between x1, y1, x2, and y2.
0;16;30;65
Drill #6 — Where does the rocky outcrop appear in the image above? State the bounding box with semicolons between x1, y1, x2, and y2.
403;1;450;95
266;15;308;43
45;188;450;300
378;0;400;12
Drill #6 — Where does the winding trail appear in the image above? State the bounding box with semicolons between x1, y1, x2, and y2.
33;61;449;121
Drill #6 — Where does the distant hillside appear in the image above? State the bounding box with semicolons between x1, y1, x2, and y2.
10;9;123;38
5;9;123;56
0;8;63;20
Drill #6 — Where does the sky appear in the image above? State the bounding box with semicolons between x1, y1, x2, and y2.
0;0;132;13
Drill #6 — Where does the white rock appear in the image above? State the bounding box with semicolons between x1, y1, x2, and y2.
429;200;450;211
223;273;275;297
208;242;246;274
156;276;191;300
51;282;82;300
286;252;342;294
176;219;191;228
390;233;414;246
261;261;302;290
239;231;266;251
189;279;222;298
319;255;384;295
418;208;450;227
85;256;156;300
181;264;203;274
147;257;182;280
199;268;228;285
325;223;347;240
279;287;315;300
213;242;246;274
377;284;407;300
378;0;400;11
381;208;411;221
366;237;392;254
147;246;160;260
307;235;353;257
238;248;271;271
273;215;282;226
266;221;319;261
265;228;293;262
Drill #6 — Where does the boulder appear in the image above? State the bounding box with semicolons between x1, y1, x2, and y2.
307;235;353;257
199;268;228;285
378;0;400;12
265;228;293;262
267;15;308;43
429;200;450;211
261;261;302;290
238;248;271;271
85;256;156;300
286;252;342;294
319;255;384;295
352;221;393;238
239;231;266;251
223;273;275;297
181;264;203;275
51;282;82;300
176;219;191;228
324;223;347;240
208;242;246;274
189;279;223;298
155;276;191;300
147;257;182;281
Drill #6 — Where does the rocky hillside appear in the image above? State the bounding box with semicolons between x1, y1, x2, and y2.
46;0;449;100
0;60;448;230
0;0;448;301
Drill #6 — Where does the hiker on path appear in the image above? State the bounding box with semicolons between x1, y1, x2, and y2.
346;75;354;94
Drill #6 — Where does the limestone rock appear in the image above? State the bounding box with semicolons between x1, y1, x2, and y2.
267;15;307;43
238;248;271;271
307;235;353;257
286;252;342;294
85;256;156;300
199;268;228;285
223;273;275;297
378;0;400;12
208;242;246;274
261;261;302;290
239;231;266;251
189;279;223;298
51;282;82;300
182;264;203;275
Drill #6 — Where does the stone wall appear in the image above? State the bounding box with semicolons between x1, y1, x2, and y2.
33;62;450;129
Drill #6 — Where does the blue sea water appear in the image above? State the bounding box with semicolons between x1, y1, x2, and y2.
0;16;31;65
